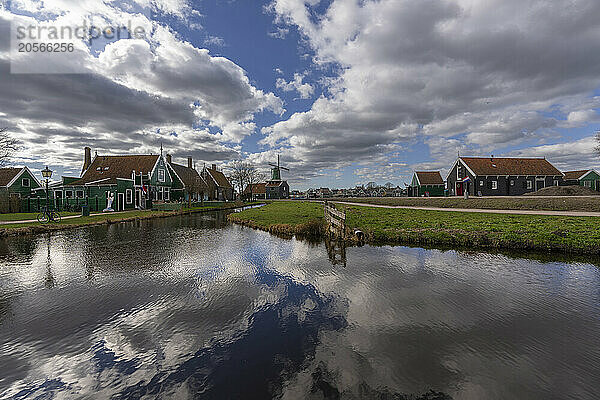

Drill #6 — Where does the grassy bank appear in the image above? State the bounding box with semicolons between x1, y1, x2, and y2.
330;196;600;212
0;202;260;237
229;201;600;254
227;201;324;238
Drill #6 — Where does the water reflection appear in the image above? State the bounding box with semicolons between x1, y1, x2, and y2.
0;211;598;399
325;237;346;268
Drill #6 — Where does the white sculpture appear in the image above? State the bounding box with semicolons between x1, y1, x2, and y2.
103;191;115;212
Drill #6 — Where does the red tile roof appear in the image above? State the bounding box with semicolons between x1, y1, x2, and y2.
243;183;266;194
69;155;159;185
266;181;284;187
415;171;444;185
563;170;590;180
0;168;22;187
460;157;562;176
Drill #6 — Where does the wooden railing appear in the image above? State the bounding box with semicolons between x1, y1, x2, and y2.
324;201;346;239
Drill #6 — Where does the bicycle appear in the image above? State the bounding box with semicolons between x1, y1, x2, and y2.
37;206;61;224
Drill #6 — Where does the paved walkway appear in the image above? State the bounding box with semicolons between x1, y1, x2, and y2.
329;201;600;217
0;211;131;225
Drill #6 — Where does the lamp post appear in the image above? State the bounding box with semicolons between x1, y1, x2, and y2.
41;166;53;209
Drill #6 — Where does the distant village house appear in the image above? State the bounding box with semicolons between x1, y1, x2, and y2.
563;170;600;191
408;171;445;197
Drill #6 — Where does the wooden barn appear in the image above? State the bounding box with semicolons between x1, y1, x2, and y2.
446;157;563;196
243;183;266;200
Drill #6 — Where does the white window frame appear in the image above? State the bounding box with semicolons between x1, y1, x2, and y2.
22;178;30;187
479;180;483;186
126;189;133;204
54;190;63;199
76;190;84;198
554;180;559;187
65;190;73;198
164;187;170;201
491;180;498;190
584;181;591;188
527;180;533;190
158;169;165;183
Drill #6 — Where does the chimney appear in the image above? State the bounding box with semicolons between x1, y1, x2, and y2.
166;154;172;164
83;147;92;173
188;157;193;169
212;164;217;171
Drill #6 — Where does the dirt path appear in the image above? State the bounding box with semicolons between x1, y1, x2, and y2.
330;201;600;217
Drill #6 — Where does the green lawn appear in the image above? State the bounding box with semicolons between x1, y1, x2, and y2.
333;196;600;212
342;205;600;253
229;201;323;227
230;201;600;254
228;201;324;236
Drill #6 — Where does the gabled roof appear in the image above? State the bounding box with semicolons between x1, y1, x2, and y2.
266;181;285;187
458;157;562;176
170;163;207;189
0;168;22;187
414;171;444;185
204;167;233;189
563;170;593;180
69;155;160;186
244;182;266;194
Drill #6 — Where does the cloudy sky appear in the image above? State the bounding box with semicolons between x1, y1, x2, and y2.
1;0;600;189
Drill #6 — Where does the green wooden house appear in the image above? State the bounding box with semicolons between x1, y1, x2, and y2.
408;171;445;197
42;147;175;212
1;167;41;213
0;167;41;196
563;170;600;191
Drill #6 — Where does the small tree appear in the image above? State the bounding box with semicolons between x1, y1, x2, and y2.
0;128;18;167
229;160;249;201
246;166;265;201
187;175;205;207
228;160;265;201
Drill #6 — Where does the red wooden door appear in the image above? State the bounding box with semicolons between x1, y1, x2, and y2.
456;182;463;196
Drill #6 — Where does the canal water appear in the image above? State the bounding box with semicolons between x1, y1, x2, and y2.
0;210;598;399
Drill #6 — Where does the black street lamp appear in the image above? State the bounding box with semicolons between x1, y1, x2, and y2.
41;166;53;209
